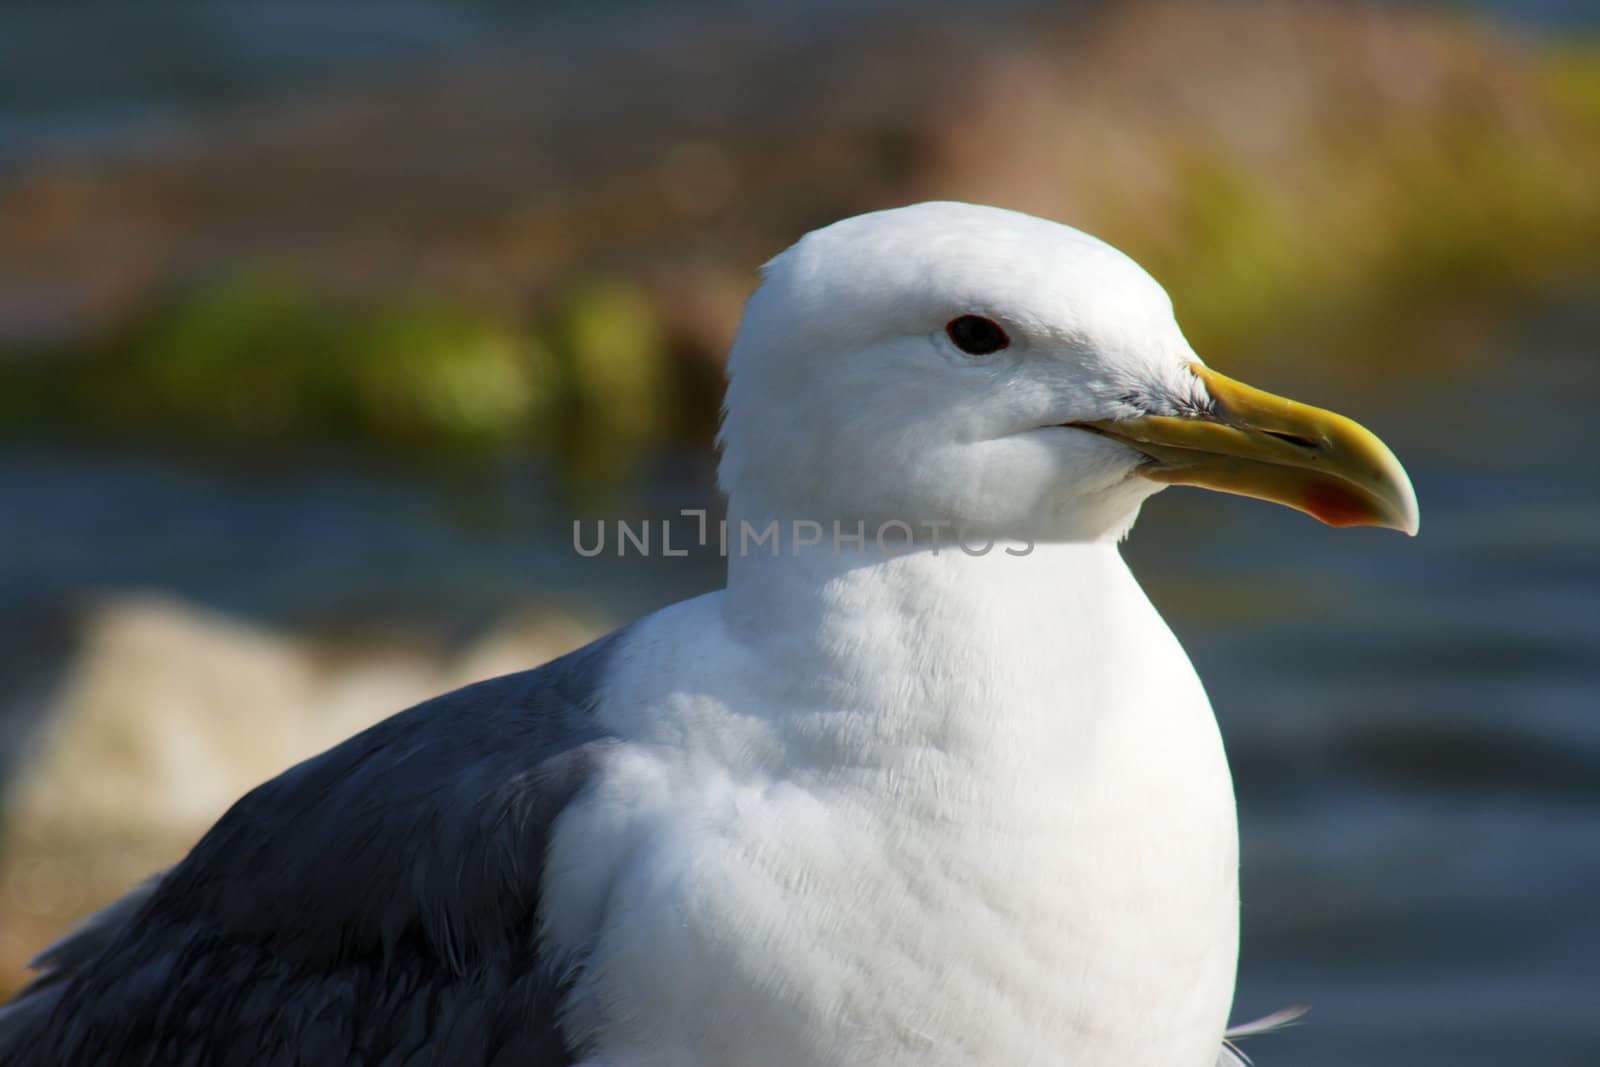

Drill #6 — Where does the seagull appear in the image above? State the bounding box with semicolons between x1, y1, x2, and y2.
0;201;1416;1066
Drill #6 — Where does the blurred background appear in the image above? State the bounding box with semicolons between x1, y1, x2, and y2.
1;0;1596;1062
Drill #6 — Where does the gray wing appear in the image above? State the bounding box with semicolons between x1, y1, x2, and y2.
0;632;622;1067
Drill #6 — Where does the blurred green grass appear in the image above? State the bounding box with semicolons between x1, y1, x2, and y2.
2;275;686;479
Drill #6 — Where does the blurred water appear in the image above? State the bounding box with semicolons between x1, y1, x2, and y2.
0;0;976;168
0;1;527;167
3;0;1595;169
2;288;1597;1063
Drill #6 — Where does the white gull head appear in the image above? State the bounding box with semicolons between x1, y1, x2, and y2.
718;200;1417;546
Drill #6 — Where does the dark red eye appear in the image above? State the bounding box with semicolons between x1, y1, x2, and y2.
946;315;1009;356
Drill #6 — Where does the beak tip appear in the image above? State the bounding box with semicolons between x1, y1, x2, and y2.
1388;467;1421;538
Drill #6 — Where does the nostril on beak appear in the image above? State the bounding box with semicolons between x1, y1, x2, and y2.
1261;429;1320;450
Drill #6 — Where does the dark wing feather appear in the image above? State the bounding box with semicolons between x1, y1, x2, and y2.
0;632;622;1067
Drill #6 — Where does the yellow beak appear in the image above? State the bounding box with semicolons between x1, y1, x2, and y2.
1074;363;1419;535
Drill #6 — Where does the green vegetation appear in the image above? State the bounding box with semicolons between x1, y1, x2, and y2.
110;272;542;449
2;273;683;478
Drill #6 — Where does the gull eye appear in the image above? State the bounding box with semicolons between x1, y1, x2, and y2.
946;315;1010;356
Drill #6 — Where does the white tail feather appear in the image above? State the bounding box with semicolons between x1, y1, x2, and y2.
1218;1003;1311;1065
1225;1003;1311;1039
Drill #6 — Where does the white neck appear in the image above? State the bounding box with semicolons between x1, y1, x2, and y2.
725;534;1124;644
722;531;1180;775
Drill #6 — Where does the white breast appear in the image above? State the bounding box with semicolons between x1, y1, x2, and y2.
543;544;1239;1067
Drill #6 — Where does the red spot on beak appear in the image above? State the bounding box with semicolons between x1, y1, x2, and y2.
1302;482;1374;528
